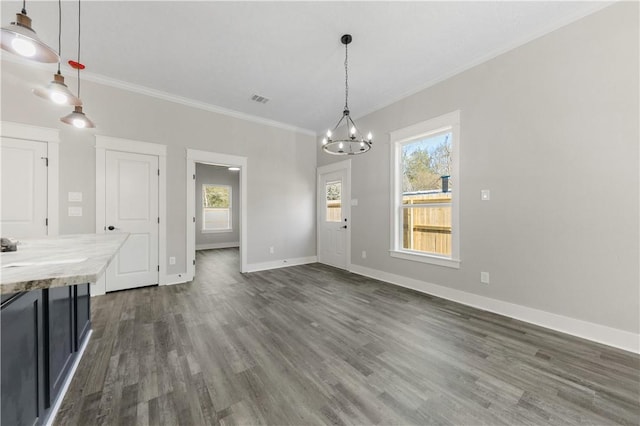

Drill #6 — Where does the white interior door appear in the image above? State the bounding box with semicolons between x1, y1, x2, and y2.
105;150;159;292
0;138;48;238
318;168;349;269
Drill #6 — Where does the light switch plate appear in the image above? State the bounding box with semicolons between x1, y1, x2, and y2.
68;206;83;217
481;190;491;201
68;192;83;202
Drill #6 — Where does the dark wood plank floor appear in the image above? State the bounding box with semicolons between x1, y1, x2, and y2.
56;248;640;425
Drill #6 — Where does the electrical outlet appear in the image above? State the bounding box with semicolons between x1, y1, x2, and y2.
481;272;490;284
362;250;367;259
481;190;491;201
169;257;176;265
269;246;275;254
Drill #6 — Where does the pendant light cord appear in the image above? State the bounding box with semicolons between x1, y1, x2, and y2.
344;41;349;111
22;0;26;15
57;0;61;74
76;0;81;97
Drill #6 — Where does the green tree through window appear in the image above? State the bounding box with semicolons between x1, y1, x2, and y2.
203;185;230;208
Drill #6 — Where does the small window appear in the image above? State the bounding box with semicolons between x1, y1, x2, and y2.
390;111;460;268
202;184;232;232
325;180;342;222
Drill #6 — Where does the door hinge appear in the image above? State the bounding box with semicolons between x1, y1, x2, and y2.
157;265;160;272
157;217;160;224
41;157;48;167
193;174;196;180
45;218;48;226
158;169;160;176
193;260;196;266
193;217;196;223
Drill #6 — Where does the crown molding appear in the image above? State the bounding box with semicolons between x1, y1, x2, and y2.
1;55;317;137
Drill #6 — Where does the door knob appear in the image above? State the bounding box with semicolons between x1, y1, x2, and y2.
341;225;348;229
107;225;117;231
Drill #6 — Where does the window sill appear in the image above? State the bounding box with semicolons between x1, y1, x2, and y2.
389;250;461;269
201;229;233;234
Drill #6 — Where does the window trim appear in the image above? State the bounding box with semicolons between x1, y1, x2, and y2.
202;183;232;232
389;110;461;268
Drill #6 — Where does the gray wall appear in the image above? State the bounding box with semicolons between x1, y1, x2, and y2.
1;61;317;274
318;3;639;333
195;163;240;248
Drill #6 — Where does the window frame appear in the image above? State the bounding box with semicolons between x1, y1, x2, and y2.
389;110;461;269
201;183;232;233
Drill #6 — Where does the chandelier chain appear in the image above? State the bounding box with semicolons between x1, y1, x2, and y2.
57;0;61;73
344;41;349;111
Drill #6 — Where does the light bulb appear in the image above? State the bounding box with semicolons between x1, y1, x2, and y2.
326;130;332;138
360;141;365;147
50;91;68;105
338;142;344;149
11;37;36;57
73;118;86;128
322;138;327;145
367;132;372;141
350;126;356;135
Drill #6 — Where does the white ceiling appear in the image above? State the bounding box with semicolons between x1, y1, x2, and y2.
2;1;611;134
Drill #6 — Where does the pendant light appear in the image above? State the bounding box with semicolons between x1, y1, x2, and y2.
322;34;372;156
61;0;94;129
33;0;82;106
1;0;59;63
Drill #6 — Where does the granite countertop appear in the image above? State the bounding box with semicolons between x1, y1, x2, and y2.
0;233;129;295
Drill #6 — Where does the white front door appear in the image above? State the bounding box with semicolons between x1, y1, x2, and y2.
0;138;48;238
104;150;159;292
318;167;349;269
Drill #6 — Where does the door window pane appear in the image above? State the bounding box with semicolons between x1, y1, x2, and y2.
326;181;341;222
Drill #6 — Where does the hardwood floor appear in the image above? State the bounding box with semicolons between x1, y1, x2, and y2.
56;248;640;425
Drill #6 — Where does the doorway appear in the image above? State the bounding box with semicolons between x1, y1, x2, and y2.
0;122;59;238
317;160;351;270
186;149;248;280
95;136;167;294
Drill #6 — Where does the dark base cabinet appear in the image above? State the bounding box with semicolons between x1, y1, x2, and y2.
1;284;91;426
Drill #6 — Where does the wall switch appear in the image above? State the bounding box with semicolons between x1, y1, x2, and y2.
361;250;367;259
169;257;176;265
68;192;82;202
481;190;491;201
269;246;275;254
68;206;82;217
481;272;490;284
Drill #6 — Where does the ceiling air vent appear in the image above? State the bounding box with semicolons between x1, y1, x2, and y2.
250;94;270;104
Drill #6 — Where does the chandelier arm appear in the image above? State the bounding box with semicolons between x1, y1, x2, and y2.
332;114;347;133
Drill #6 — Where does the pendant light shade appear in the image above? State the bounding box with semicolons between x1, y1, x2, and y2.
1;10;59;63
33;72;82;106
322;34;373;156
61;105;94;128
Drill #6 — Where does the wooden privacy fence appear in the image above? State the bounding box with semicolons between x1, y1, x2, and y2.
403;192;452;255
325;192;452;256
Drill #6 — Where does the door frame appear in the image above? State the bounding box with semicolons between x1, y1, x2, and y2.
95;135;167;287
317;159;351;270
186;149;248;277
1;121;59;236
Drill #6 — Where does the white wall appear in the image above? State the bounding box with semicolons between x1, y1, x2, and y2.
318;2;639;335
195;163;240;248
1;61;317;274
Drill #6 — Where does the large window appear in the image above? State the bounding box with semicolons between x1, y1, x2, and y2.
390;111;460;268
202;184;232;232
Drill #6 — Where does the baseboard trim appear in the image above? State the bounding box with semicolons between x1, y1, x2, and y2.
196;242;240;250
246;256;317;273
44;329;93;426
349;264;639;354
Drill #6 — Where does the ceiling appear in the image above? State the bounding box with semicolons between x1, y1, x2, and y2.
2;1;611;134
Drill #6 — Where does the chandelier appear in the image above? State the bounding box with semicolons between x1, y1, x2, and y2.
322;34;372;155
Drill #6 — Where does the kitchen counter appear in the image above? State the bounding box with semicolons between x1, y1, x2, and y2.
0;233;128;295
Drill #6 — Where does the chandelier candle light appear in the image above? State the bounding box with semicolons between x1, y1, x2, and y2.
1;0;59;63
33;0;82;106
322;34;372;156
